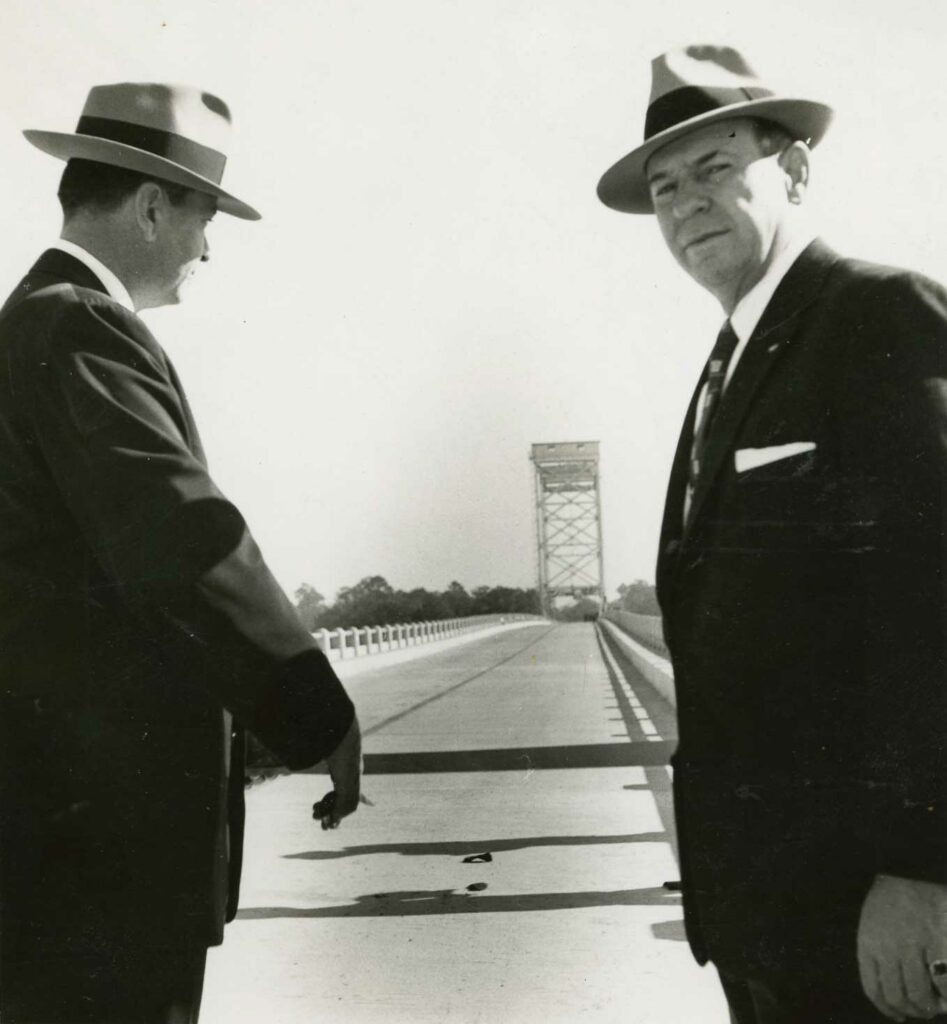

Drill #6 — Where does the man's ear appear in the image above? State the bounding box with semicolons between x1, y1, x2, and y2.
133;182;165;242
780;141;810;205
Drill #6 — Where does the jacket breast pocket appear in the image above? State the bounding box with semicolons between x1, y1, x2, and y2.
723;455;882;553
734;444;818;480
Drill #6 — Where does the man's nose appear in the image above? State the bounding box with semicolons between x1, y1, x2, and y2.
672;177;710;220
200;237;210;263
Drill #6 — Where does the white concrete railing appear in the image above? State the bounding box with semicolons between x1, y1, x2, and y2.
312;613;541;663
602;609;668;657
599;611;675;708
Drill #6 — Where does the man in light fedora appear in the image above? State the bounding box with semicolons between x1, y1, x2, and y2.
599;45;947;1022
0;83;362;1022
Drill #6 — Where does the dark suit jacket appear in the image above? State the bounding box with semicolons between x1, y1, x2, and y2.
0;249;354;959
656;240;947;978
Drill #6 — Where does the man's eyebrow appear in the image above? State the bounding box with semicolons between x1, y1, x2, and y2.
648;146;735;186
647;168;670;186
694;147;729;167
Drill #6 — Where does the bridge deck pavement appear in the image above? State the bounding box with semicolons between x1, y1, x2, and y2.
200;623;728;1023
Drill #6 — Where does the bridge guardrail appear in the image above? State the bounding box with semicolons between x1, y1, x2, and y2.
600;609;675;706
312;613;543;662
601;609;668;657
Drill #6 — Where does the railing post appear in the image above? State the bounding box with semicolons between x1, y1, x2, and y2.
318;629;332;656
334;628;347;659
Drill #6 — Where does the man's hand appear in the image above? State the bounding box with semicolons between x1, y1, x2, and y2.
857;874;947;1021
313;714;362;830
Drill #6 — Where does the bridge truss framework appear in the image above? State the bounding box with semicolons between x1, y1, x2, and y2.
530;441;605;616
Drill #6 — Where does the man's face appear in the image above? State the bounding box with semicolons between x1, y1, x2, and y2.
144;189;216;309
645;118;791;310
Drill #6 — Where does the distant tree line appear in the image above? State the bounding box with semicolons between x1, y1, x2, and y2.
614;579;661;614
294;576;540;630
547;580;660;621
555;597;602;622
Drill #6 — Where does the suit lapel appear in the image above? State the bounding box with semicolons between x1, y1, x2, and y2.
679;240;840;542
682;316;796;537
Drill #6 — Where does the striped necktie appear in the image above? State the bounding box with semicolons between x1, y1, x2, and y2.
687;320;740;498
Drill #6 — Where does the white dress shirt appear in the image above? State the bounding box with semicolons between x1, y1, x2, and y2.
51;239;136;313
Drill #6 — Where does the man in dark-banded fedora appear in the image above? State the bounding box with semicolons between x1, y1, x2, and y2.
599;46;947;1022
0;84;362;1022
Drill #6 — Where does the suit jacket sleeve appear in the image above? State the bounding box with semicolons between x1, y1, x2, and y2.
25;293;354;770
842;270;947;883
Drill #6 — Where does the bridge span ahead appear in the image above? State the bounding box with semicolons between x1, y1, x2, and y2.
201;622;728;1024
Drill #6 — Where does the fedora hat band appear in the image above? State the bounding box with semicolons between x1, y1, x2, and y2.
644;84;775;140
75;115;227;185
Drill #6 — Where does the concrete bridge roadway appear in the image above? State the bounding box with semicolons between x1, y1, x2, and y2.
200;622;728;1024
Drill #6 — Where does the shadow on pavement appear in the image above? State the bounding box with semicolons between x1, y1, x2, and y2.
595;626;677;741
624;773;672;792
595;626;681;864
236;885;682;919
651;919;688;942
335;740;675;775
283;831;668;860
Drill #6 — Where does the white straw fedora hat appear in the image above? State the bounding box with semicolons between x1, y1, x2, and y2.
24;82;260;220
597;45;833;215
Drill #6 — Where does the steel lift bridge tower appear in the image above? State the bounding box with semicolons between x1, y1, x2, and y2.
530;441;605;616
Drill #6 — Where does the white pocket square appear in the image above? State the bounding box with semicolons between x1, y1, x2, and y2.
734;442;817;473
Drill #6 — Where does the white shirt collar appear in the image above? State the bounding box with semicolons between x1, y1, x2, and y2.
720;224;817;388
51;239;136;313
729;224;818;345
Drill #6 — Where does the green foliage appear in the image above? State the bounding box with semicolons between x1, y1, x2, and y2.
615;579;660;614
554;597;601;622
296;576;540;629
293;583;326;630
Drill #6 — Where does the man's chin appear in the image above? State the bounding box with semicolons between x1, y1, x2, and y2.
162;286;186;307
139;290;184;311
684;253;732;287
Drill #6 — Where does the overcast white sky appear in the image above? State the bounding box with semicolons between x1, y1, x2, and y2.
2;0;946;603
